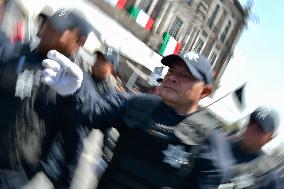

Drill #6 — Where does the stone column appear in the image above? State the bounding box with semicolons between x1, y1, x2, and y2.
147;0;159;15
155;3;177;35
184;27;198;52
177;24;186;42
152;0;172;33
134;0;142;7
181;27;193;52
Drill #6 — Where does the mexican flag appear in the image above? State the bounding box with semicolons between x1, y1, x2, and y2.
105;0;127;9
159;32;181;56
128;6;154;31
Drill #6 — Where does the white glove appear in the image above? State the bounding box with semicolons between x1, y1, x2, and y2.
41;50;83;96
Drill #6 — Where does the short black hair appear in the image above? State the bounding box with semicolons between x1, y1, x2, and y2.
95;51;109;64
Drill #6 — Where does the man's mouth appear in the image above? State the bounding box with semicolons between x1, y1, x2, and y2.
163;85;175;92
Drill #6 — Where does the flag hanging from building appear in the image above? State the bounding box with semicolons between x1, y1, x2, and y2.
128;6;154;31
234;83;246;110
105;0;127;10
159;32;181;56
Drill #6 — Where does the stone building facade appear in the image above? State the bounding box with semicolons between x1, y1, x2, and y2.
145;0;248;83
91;0;249;84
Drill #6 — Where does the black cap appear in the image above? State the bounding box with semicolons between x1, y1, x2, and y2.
250;106;279;133
48;8;92;37
161;52;213;84
104;47;119;71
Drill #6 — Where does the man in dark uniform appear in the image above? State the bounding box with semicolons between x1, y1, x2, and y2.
0;8;91;188
89;49;122;163
67;48;123;187
223;107;281;189
90;49;119;95
42;50;235;189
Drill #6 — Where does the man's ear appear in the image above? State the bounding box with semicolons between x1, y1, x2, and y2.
200;84;213;99
261;132;273;146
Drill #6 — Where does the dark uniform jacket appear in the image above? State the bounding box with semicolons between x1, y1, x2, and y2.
0;43;61;166
42;72;121;188
60;76;235;189
0;42;120;188
0;43;63;188
229;142;280;189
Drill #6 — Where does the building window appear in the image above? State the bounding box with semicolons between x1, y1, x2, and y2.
209;52;217;65
169;17;183;40
193;39;204;53
207;5;220;29
186;0;193;5
139;0;152;13
220;20;231;42
202;30;208;38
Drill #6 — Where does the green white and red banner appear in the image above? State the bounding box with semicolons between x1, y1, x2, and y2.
105;0;127;9
128;6;154;31
159;32;181;56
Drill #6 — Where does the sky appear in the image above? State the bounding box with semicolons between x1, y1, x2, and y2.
220;0;284;150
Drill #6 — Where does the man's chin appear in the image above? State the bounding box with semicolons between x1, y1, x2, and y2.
160;91;176;102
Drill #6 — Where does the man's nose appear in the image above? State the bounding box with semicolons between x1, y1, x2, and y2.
167;73;179;84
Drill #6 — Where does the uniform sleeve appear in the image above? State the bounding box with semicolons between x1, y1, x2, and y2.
274;168;284;189
181;130;235;189
58;73;129;131
254;170;280;189
201;131;236;188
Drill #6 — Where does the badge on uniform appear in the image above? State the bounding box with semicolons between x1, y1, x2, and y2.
15;69;34;100
218;173;255;189
162;144;191;169
232;173;255;189
15;69;41;100
218;183;235;189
